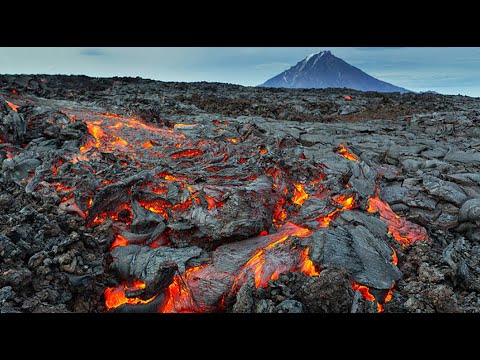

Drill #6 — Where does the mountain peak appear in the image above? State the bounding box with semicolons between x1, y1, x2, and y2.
259;51;410;93
304;50;332;63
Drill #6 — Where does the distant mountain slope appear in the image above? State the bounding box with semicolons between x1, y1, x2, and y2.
259;50;411;93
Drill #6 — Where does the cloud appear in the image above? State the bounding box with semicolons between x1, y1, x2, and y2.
80;48;107;57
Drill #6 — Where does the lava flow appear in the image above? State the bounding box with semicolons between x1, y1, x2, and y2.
231;224;313;289
336;144;427;312
15;103;427;314
316;193;357;228
367;195;428;247
154;223;319;313
5;100;19;112
338;143;359;161
104;280;156;311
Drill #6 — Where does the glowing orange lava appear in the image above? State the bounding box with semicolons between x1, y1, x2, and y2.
367;196;428;247
104;280;156;311
299;247;320;276
232;224;313;289
338;144;359;161
5;100;19;112
142;140;153;148
174;123;198;128
159;264;208;313
139;200;169;219
316;194;356;227
292;183;308;205
51;183;74;193
53;108;411;315
170;149;203;158
272;198;287;224
352;281;375;301
391;248;398;265
110;234;129;250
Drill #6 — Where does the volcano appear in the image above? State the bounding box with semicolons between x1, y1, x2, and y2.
1;75;478;314
259;51;411;93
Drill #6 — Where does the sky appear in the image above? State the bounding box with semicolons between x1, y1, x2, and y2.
0;47;479;97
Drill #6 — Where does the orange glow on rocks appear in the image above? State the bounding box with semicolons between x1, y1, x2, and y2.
139;200;169;219
87;122;105;148
367;196;428;247
161;173;187;182
299;247;319;276
51;183;74;193
391;248;398;265
5;100;19;112
142;140;153;148
37;103;418;314
232;224;313;289
110;234;129;250
338;144;359;161
170;149;203;158
51;160;63;176
104;280;156;311
174;123;198;128
384;288;394;303
292;183;308;205
90;203;133;226
352;281;375;301
159;264;208;313
272;198;287;224
70;154;90;163
316;194;356;227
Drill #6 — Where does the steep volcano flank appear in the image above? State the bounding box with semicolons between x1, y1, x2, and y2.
1;92;428;313
259;51;410;93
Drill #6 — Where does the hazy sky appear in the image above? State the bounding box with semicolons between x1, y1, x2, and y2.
1;47;479;97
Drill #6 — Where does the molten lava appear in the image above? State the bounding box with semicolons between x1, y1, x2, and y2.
27;101;427;314
292;183;308;205
142;140;154;148
159;264;208;313
5;100;19;112
231;224;313;289
170;149;203;158
272;198;287;224
338;144;359;161
367;196;428;247
299;247;320;276
352;281;376;301
104;280;156;311
110;234;129;250
391;248;398;265
316;193;356;227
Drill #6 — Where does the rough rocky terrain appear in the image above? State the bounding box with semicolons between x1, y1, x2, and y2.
1;75;479;313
